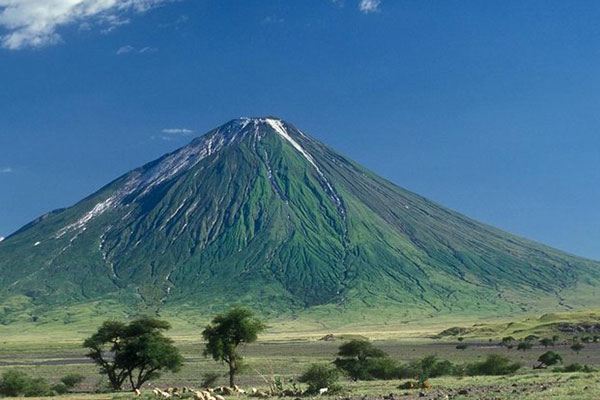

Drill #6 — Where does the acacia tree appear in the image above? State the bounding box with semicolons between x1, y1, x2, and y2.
84;318;183;391
202;307;266;387
571;342;584;354
333;339;387;381
536;351;562;369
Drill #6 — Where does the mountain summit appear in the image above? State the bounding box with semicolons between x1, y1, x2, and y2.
1;118;599;327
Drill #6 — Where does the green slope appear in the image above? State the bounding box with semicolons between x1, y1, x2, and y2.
0;117;599;330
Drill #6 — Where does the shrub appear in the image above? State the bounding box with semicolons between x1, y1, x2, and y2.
409;355;459;381
61;373;85;389
553;363;596;373
524;335;539;342
517;341;533;351
465;355;521;376
570;342;584;354
395;363;417;379
456;344;468;350
501;336;515;345
364;357;402;380
0;369;51;397
51;383;69;394
201;372;221;388
540;338;554;348
334;339;388;381
298;364;341;394
429;359;457;377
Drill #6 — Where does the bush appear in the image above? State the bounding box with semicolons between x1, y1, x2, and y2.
61;373;85;389
364;358;402;380
517;341;533;351
51;383;69;394
298;364;341;394
408;356;460;381
553;363;596;373
571;342;585;354
501;336;515;345
466;355;521;376
0;369;52;397
395;363;417;379
334;339;388;381
200;372;221;388
456;344;468;350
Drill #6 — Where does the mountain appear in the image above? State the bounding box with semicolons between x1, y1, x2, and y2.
0;117;599;329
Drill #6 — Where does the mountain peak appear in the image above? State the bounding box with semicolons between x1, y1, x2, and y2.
218;116;290;135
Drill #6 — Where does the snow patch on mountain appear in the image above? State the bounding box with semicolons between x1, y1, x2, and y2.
53;116;345;238
266;118;320;170
56;196;116;238
266;118;345;218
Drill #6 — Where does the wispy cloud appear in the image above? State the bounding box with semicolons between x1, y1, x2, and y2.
116;44;157;55
359;0;381;13
151;127;194;141
158;14;188;29
116;44;134;54
0;0;173;50
0;167;13;173
139;46;157;53
262;15;284;25
161;128;193;135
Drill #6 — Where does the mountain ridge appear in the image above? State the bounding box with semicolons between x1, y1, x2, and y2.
0;117;599;329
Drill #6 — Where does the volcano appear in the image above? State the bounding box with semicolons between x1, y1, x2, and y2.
1;117;598;327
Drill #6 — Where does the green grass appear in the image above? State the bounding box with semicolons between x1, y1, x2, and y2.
2;314;600;398
435;309;600;340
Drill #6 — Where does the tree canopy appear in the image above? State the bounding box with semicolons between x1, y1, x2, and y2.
83;318;183;390
202;307;266;387
334;339;388;381
537;351;562;368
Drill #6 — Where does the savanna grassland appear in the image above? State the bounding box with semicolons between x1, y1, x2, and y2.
1;311;600;399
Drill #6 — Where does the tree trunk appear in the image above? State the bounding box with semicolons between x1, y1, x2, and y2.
229;361;235;388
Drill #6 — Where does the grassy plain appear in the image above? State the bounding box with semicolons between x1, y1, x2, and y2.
1;310;600;399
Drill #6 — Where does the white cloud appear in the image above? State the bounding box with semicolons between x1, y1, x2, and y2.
138;46;157;53
116;44;134;54
359;0;381;13
0;0;172;50
117;45;158;56
0;167;13;173
262;15;284;24
116;44;157;55
162;128;193;135
0;236;4;242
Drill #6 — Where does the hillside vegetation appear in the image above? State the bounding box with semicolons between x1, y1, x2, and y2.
0;118;599;331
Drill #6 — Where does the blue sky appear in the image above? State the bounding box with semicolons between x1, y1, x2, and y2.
1;0;599;259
